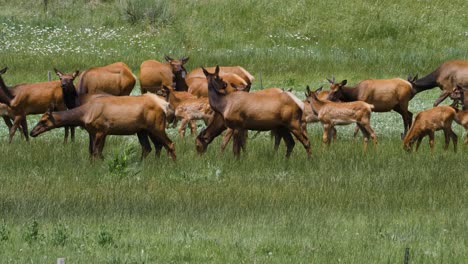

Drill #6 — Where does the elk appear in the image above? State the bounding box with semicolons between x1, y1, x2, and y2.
139;56;189;93
302;88;337;139
188;72;249;97
77;62;136;96
306;86;377;151
30;93;176;160
0;67;19;132
187;66;254;90
326;76;415;137
0;69;77;143
204;66;310;158
403;106;458;152
174;97;214;137
408;60;468;106
450;85;468;144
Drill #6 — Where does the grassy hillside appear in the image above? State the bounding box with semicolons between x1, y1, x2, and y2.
0;0;467;263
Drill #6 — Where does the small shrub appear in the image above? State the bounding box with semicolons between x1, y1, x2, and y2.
23;220;43;244
107;145;141;178
97;226;114;247
51;223;69;247
0;221;10;242
119;0;171;26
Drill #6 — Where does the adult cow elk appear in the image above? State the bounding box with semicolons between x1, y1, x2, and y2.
187;66;254;90
403;106;458;153
30;93;176;160
307;86;377;151
204;66;310;158
188;73;249;97
326;76;415;137
409;60;468;106
139;56;189;93
0;69;77;143
77;62;136;96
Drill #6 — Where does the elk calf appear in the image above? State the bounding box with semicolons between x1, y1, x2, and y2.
403;106;458;152
306;86;377;150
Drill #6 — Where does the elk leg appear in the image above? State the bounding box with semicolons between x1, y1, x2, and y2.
428;131;435;154
64;127;69;144
290;124;311;158
178;119;188;138
88;133;95;157
146;133;163;158
9;116;23;143
321;123;331;146
189;120;197;136
20;117;29;142
393;105;411;139
2;116;12;130
433;90;451;107
353;125;360;138
443;128;450;150
221;128;233;152
232;129;243;158
273;129;282;152
92;133;106;160
449;128;458;152
278;127;295;158
71;126;75;142
137;131;152;160
415;135;423;152
150;131;176;161
357;123;370;152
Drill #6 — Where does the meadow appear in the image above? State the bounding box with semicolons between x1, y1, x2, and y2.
0;0;467;263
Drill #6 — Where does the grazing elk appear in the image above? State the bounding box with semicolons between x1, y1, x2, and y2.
326;76;415;137
409;60;468;106
0;69;78;143
306;86;377;151
450;85;468;144
204;66;310;158
30;93;176;160
139;56;189;93
77;62;136;96
188;72;249;98
403;106;458;152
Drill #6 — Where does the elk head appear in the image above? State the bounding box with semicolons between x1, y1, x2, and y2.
305;85;323;104
195;129;209;154
407;74;418;86
30;106;57;137
165;55;189;77
54;68;79;91
326;79;347;101
203;66;228;95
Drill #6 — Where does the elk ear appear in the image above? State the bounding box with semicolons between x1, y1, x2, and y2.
340;80;347;86
315;86;323;93
54;68;63;78
202;67;209;77
413;74;418;82
72;70;80;79
215;65;220;76
164;55;173;62
326;77;334;84
0;67;7;74
181;56;189;64
306;85;311;95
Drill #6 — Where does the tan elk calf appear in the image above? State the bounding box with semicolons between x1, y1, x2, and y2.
403;106;458;152
139;56;189;93
450;85;468;144
306;86;377;151
174;97;214;137
30;93;175;160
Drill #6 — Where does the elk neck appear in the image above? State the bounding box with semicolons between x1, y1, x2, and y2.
173;71;188;91
309;94;326;113
340;85;360;101
0;75;14;106
413;72;438;93
51;107;86;128
207;80;228;114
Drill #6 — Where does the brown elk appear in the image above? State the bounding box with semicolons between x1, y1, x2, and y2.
450;85;468;144
306;86;377;151
326;76;415;137
409;60;468;106
188;73;249;97
77;62;136;95
204;66;310;158
139;56;189;93
187;66;254;90
0;67;19;132
30;93;176;160
403;106;458;152
0;69;78;143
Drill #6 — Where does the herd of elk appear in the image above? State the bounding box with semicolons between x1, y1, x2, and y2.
1;57;467;161
139;56;189;94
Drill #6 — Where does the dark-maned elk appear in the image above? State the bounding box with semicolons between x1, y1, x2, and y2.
403;106;458;153
0;69;76;143
30;93;176;160
450;85;468;144
77;62;136;96
326;76;415;137
0;67;19;133
408;60;468;106
204;66;310;158
139;56;189;93
306;86;377;151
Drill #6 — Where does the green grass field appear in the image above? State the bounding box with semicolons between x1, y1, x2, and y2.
0;0;467;263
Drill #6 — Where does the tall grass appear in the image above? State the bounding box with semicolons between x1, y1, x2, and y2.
0;0;467;262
